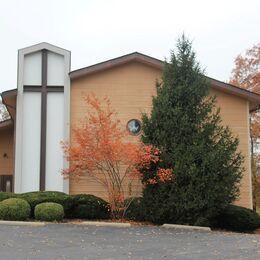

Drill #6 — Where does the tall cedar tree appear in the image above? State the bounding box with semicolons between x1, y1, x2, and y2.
141;35;244;225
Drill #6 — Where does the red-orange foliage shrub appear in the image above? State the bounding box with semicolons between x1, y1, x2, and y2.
62;93;170;218
146;168;174;185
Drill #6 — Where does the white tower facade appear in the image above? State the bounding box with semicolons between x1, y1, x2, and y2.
14;43;70;193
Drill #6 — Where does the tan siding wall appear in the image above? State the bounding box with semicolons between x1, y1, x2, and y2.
70;61;252;208
0;127;14;176
210;89;252;208
70;62;161;200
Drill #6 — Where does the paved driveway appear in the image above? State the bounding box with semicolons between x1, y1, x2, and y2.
0;224;259;259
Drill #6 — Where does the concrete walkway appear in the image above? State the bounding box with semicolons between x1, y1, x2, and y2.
0;224;259;259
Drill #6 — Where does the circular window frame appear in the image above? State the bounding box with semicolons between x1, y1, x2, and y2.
126;119;142;136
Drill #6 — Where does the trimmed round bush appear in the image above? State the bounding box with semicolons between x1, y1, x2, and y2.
34;202;64;222
67;194;110;219
211;205;260;232
19;191;73;216
0;198;31;221
124;197;144;221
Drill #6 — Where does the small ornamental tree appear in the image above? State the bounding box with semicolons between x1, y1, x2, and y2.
141;35;244;225
230;43;260;144
230;43;260;93
62;94;171;218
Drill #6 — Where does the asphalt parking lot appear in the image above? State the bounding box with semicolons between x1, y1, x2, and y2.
0;224;259;259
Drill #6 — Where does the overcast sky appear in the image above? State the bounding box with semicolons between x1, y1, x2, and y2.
0;0;259;93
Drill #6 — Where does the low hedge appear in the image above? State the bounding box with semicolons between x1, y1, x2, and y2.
0;192;109;220
0;198;31;221
124;197;144;221
1;191;260;229
0;192;17;202
34;202;64;221
19;191;73;216
211;204;260;232
67;194;110;219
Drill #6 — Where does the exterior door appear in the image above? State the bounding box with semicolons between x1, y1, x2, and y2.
0;176;13;192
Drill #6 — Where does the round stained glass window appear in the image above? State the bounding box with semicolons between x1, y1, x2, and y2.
127;119;141;135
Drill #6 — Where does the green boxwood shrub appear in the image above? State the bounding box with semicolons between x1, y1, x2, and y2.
211;205;260;232
0;192;17;202
19;191;73;215
194;217;210;227
34;202;64;221
0;198;31;221
67;194;110;219
124;197;144;221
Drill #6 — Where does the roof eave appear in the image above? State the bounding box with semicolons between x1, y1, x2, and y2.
69;52;163;80
1;89;17;120
208;77;260;111
2;52;260;113
0;119;13;130
70;52;260;110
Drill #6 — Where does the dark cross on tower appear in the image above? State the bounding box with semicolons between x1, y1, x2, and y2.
24;50;64;191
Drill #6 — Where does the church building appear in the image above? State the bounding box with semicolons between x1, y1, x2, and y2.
1;42;260;209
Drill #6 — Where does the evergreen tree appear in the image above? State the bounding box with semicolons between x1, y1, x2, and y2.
141;35;244;225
